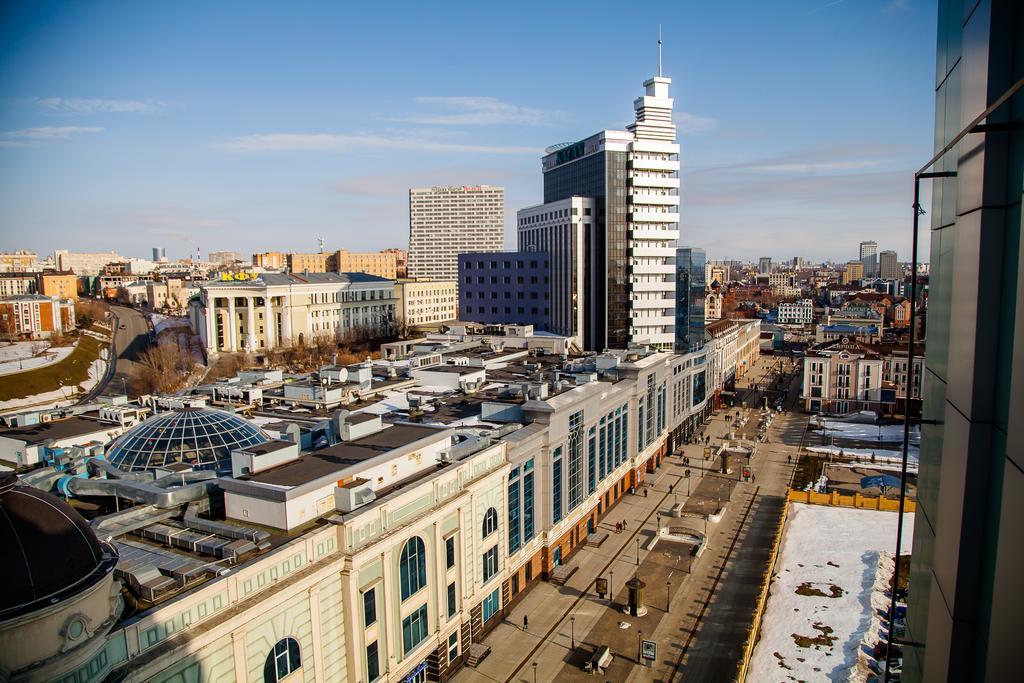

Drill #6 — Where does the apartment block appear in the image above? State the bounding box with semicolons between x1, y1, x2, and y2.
408;186;504;281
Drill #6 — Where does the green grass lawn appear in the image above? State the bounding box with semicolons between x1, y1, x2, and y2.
0;327;109;402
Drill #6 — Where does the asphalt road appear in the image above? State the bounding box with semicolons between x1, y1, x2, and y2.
88;304;151;399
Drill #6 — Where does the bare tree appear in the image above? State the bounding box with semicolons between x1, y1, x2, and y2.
131;339;197;394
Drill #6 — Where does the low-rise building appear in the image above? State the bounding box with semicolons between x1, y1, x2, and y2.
0;416;126;467
252;251;288;270
705;291;723;321
329;249;400;279
801;338;887;415
39;270;79;301
458;252;551;330
0;272;38;298
287;252;330;273
192;272;397;353
395;280;458;330
777;299;814;325
0;251;38;272
0;294;75;340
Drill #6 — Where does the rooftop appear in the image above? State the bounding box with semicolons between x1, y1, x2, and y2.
0;416;117;445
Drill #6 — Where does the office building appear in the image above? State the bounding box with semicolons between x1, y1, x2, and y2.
0;251;38;272
152;247;166;262
394;279;458;329
193;272;396;353
329;249;400;279
758;257;772;274
675;247;706;352
54;250;121;276
859;240;878;278
842;261;864;284
904;1;1023;679
538;69;680;351
252;252;288;270
408;186;504;280
458;253;551;329
517;196;595;340
878;250;899;280
208;251;244;266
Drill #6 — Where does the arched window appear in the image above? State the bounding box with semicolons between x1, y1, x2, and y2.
264;637;301;682
482;507;498;538
399;537;427;601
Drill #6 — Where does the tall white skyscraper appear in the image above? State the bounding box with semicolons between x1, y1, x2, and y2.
408;185;504;280
859;240;878;277
535;64;680;350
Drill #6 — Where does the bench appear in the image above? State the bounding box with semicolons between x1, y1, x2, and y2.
584;645;613;674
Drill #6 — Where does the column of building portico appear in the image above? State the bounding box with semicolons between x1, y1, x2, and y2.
204;295;216;353
246;296;256;352
282;293;292;346
227;296;238;352
264;296;275;350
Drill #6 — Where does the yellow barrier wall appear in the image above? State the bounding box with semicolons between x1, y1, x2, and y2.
786;488;916;512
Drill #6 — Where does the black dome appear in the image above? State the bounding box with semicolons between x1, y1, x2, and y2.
0;472;116;620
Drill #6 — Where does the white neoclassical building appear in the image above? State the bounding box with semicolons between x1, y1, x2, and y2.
191;272;397;354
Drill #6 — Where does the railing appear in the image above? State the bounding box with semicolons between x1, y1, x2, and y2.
786;488;916;512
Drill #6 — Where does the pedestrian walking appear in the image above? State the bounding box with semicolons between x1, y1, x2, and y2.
669;484;674;494
643;487;648;498
523;615;529;631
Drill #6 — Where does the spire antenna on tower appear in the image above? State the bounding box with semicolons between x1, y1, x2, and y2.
658;25;663;77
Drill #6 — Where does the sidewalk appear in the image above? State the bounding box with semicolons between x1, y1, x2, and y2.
454;410;741;683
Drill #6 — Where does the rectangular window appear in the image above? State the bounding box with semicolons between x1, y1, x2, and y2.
482;587;501;622
445;535;456;569
447;582;457;618
587;428;596;494
523;467;535;541
448;631;459;663
402;604;429;655
552;448;563;523
363;588;376;628
598;420;607;481
367;641;380;682
482;546;499;583
508;478;521;554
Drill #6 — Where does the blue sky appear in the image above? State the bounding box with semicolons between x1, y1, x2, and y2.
0;0;936;263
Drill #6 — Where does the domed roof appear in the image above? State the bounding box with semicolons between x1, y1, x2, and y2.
105;407;270;473
0;472;116;621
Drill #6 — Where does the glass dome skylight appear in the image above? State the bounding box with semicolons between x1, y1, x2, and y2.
105;408;270;473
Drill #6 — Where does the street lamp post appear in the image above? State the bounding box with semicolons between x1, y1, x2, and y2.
609;570;615;601
666;581;672;612
636;538;641;566
637;630;644;664
570;616;575;650
532;662;538;683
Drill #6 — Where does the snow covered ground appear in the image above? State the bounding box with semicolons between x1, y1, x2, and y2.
807;444;920;464
150;313;190;333
747;503;914;682
818;420;920;445
0;341;75;376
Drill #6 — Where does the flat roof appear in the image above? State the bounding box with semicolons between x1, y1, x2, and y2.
415;365;483;375
241;424;447;487
0;417;116;445
346;413;379;425
243;440;295;455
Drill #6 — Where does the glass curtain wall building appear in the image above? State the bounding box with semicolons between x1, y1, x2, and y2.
903;0;1023;680
675;247;707;352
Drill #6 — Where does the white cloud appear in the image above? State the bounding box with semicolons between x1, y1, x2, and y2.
674;111;718;135
34;97;162;114
0;126;104;146
399;97;555;126
217;132;539;155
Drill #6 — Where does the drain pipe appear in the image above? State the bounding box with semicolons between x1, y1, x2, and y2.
883;75;1024;683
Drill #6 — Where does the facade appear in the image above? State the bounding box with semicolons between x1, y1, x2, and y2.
858;240;878;277
54;250;120;276
801;339;885;415
208;251;244;266
705;291;723;321
517;196;595;341
194;272;396;353
152;247;166;262
878;249;899;280
287;252;330;273
395;279;458;329
842;261;864;284
705;318;761;400
903;1;1023;679
0;273;38;298
39;271;79;301
382;248;409;279
252;251;288;270
457;253;551;329
408;186;505;281
777;299;814;325
539;72;679;351
758;257;772;274
0;294;76;340
0;251;38;272
330;249;400;279
674;247;706;352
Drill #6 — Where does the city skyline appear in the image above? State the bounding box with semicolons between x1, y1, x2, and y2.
0;0;936;261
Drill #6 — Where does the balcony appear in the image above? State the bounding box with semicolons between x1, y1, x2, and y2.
630;210;680;223
632;228;680;241
630;263;676;275
628;192;679;206
629;246;676;258
630;280;676;292
629;158;678;172
631;314;674;326
630;175;680;189
631;298;673;310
